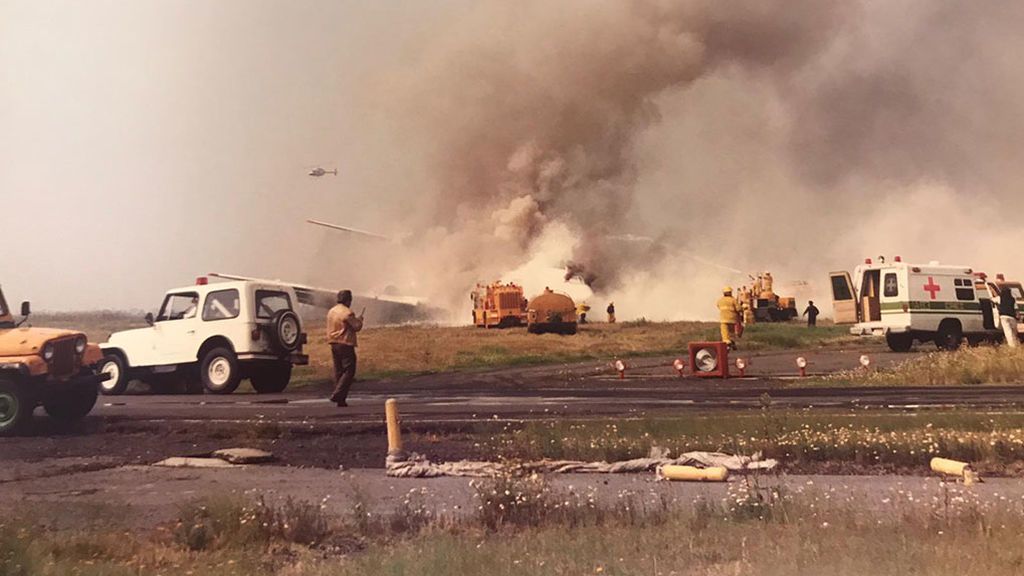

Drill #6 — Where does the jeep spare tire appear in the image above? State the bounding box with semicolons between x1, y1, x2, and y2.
270;310;301;352
200;347;241;394
0;378;31;436
98;353;129;395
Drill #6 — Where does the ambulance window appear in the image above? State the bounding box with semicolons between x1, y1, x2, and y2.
883;274;898;297
955;278;974;301
831;276;853;301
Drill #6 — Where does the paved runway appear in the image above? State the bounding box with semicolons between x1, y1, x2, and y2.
88;345;1024;425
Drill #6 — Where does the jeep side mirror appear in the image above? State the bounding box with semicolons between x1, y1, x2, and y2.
145;312;154;326
20;301;30;317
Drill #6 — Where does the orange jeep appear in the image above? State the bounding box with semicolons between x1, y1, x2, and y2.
0;285;108;435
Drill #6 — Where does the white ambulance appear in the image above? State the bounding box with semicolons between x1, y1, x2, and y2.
829;257;1024;351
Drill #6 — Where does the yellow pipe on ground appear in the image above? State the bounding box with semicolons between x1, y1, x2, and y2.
930;457;968;477
385;398;403;456
930;457;980;484
659;465;729;482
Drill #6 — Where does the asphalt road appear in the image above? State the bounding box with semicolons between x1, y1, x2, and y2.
85;345;1024;425
5;343;1024;484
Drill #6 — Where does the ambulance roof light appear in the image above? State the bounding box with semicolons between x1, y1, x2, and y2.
196;276;208;286
894;256;902;262
864;258;872;265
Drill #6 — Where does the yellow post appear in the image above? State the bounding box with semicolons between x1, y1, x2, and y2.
385;398;403;456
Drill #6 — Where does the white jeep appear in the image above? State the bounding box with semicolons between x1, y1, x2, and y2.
99;278;308;395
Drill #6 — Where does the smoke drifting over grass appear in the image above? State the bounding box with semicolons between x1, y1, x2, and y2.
357;0;1024;320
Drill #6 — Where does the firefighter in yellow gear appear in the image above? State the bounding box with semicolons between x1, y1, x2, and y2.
576;302;591;324
717;286;743;349
741;289;755;325
751;275;763;298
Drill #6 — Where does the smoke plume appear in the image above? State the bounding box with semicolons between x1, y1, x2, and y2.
352;0;1024;320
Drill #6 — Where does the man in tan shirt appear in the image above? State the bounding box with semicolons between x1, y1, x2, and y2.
327;290;363;406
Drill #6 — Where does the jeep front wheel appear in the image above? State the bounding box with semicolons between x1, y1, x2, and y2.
43;383;98;422
99;354;129;395
0;378;32;436
201;347;241;394
250;362;292;394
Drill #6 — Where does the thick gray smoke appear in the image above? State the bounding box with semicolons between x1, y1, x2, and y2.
354;0;1024;320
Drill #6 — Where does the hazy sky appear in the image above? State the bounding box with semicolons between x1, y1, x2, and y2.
1;1;459;310
5;1;1024;319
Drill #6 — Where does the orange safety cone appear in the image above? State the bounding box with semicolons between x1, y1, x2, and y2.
735;358;747;377
673;358;686;377
614;359;626;379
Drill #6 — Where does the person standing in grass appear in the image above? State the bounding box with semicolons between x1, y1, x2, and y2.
327;290;364;407
803;301;820;328
717;287;742;350
606;302;616;323
997;286;1019;349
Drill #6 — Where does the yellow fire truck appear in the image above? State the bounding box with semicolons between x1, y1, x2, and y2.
741;272;798;323
471;282;528;328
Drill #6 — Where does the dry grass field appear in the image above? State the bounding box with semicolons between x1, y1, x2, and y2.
31;311;1024;388
301;320;814;381
31;311;852;383
833;346;1024;387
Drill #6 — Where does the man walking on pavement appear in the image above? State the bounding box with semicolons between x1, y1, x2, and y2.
717;286;742;350
803;300;820;328
327;290;364;406
997;286;1019;349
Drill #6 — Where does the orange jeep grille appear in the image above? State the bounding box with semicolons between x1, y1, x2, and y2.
50;338;77;378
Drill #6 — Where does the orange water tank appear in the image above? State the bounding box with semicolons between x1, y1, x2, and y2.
526;289;577;335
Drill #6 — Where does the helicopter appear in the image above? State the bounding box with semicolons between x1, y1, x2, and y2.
308;167;338;177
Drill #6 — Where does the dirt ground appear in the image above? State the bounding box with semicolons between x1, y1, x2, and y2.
4;344;1024;473
4;342;1024;538
5;464;1023;532
0;346;1007;466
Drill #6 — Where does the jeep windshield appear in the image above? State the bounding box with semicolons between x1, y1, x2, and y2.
157;292;200;321
0;290;11;327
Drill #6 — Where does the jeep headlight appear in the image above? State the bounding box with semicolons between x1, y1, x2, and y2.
42;342;55;361
75;336;87;354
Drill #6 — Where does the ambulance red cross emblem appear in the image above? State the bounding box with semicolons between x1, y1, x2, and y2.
923;277;941;300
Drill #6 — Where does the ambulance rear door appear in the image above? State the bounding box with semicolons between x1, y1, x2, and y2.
829;271;858;324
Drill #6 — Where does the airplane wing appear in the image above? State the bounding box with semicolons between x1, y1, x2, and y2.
208;272;424;308
306;219;391;241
